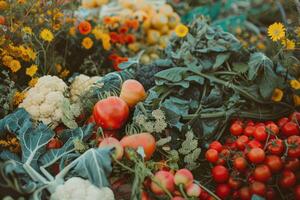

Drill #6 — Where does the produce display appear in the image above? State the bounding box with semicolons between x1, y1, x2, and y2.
0;0;300;200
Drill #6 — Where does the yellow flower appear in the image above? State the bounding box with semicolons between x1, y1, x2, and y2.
53;12;64;20
60;69;70;78
272;88;283;102
293;95;300;106
175;24;189;38
257;42;266;50
26;64;38;77
268;22;285;42
82;37;93;49
100;33;111;50
55;64;62;73
290;80;300;90
22;27;33;35
53;23;61;31
26;47;37;61
69;27;76;36
9;60;21;72
2;55;13;66
0;1;8;10
40;29;54;42
281;39;295;50
13;91;26;105
92;27;103;40
28;77;38;87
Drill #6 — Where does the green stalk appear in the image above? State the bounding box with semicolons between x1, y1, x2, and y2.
179;184;189;199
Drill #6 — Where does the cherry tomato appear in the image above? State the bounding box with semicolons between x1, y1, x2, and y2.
93;96;129;130
279;170;296;188
266;123;279;135
239;187;251;200
47;138;63;149
266;187;276;200
228;176;241;190
199;190;209;200
289;112;300;123
264;155;283;173
216;184;231;199
253;126;267;142
209;141;223;152
277;117;289;127
232;191;240;200
267;139;284;155
211;165;229;183
294;185;300;200
253;165;271;182
243;126;255;137
248;140;263;149
245;120;255;126
250;181;266;197
233;157;248;172
255;122;265;127
230;123;243;136
282;122;300;136
216;158;226;166
287;135;300;158
247;148;265;164
220;148;231;158
284;158;300;171
205;149;219;163
236;135;249;150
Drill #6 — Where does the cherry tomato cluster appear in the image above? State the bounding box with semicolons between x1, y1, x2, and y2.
205;112;300;200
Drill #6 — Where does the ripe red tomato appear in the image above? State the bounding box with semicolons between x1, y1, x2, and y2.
205;149;219;163
233;157;248;171
287;135;300;158
264;155;283;173
284;158;300;171
216;158;226;166
266;187;276;200
294;185;300;200
230;123;243;136
253;165;271;182
277;117;289;127
248;140;263;149
199;190;209;200
250;181;266;197
236;135;249;150
93;97;129;130
211;165;229;183
209;141;223;152
47;138;63;149
253;126;267;142
239;187;251;200
246;120;255;126
228;177;241;190
215;184;231;199
266;123;279;135
289;112;300;123
279;170;296;188
243;126;255;137
267;139;284;155
282;122;300;136
247;148;265;164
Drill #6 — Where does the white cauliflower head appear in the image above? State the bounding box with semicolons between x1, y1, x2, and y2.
19;75;68;128
50;177;115;200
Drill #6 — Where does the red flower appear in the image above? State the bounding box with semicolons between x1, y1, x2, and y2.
109;32;120;43
119;26;129;34
125;34;136;44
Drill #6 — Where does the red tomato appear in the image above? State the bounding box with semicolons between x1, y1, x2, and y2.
289;112;300;123
233;157;248;171
255;122;265;127
247;148;265;164
294;185;300;200
284;158;300;171
250;181;266;197
216;158;226;166
266;187;276;200
236;135;249;150
239;187;251;200
246;120;255;126
220;148;231;158
0;15;4;25
211;165;229;183
209;141;223;152
248;140;263;149
266;123;279;135
279;170;296;188
287;135;300;158
230;123;243;136
267;139;284;155
228;177;241;190
277;117;289;127
264;155;283;173
253;126;267;142
243;126;255;137
199;190;209;200
205;149;219;163
282;122;300;136
215;184;231;199
253;165;271;182
93;97;129;130
47;138;63;149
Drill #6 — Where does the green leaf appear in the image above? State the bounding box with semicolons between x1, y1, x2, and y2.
58;124;94;143
70;148;112;187
259;66;279;99
232;62;248;73
119;51;145;69
248;52;273;80
155;67;188;83
0;150;21;162
213;53;230;69
212;15;246;31
162;97;190;116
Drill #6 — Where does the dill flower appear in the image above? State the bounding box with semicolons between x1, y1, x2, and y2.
152;109;166;120
13;91;26;105
82;37;93;49
290;80;300;90
28;77;38;87
9;60;21;72
26;64;38;77
22;26;33;35
40;29;54;42
281;39;295;50
154;119;167;133
268;22;285;42
271;88;283;102
175;24;189;38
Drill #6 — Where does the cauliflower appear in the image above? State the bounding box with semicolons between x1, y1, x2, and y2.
19;76;68;128
50;177;115;200
69;74;102;102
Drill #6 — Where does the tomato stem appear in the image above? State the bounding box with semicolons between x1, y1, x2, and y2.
179;184;189;199
194;180;221;200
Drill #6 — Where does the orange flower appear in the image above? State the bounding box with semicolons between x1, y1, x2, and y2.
109;54;128;71
130;19;139;30
125;34;136;44
103;16;113;25
109;32;120;43
119;26;129;34
78;20;92;35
